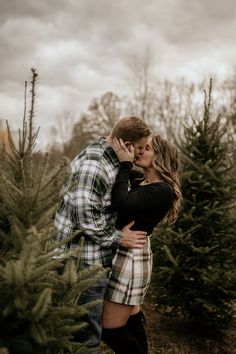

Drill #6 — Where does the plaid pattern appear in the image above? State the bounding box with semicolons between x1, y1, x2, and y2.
54;137;123;267
105;236;153;305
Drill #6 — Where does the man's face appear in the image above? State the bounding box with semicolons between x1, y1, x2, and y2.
131;137;150;159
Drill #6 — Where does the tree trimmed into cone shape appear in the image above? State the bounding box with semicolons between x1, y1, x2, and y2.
153;79;236;333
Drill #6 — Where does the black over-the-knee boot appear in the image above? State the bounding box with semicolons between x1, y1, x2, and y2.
126;312;148;353
102;325;146;354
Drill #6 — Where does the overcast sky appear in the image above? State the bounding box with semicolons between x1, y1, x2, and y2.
0;0;236;147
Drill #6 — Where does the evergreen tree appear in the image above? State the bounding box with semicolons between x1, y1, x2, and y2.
0;229;103;354
0;69;67;257
153;80;236;333
0;69;102;353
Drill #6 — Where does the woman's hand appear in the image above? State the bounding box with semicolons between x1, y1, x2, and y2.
112;138;134;162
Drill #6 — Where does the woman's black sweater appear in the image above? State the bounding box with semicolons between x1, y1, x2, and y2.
112;161;173;234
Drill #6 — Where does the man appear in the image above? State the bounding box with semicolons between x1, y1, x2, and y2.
54;116;151;352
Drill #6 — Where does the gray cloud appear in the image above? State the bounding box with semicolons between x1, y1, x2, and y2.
0;0;236;146
163;0;236;45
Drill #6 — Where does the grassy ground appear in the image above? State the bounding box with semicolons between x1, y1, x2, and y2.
100;301;236;354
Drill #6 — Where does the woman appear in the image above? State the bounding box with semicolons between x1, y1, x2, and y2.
102;135;182;354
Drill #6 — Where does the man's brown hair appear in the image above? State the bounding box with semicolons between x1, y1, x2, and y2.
111;116;151;142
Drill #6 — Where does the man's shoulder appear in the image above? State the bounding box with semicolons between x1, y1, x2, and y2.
86;139;106;160
70;138;111;171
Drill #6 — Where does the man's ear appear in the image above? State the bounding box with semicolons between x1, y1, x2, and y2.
124;141;132;152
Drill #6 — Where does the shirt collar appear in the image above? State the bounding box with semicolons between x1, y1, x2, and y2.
98;137;120;167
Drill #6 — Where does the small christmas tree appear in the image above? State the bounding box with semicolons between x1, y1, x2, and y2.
0;69;67;257
153;80;236;333
0;69;102;353
0;228;103;354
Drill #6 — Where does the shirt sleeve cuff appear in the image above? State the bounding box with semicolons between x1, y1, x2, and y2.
110;229;123;249
119;161;133;169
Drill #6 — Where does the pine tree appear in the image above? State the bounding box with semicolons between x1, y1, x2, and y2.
0;69;68;257
0;69;102;353
0;229;103;354
153;80;236;334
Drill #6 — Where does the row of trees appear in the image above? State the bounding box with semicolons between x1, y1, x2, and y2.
0;68;236;353
49;50;236;160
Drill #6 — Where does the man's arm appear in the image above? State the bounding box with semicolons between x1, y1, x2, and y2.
54;159;147;250
72;159;147;249
70;159;123;248
54;173;76;250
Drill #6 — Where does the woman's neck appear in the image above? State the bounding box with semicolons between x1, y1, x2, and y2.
143;168;162;184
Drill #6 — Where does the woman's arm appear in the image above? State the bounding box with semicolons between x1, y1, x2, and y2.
111;161;172;213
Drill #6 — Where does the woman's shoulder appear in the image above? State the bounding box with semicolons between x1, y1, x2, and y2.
147;182;173;198
146;182;174;208
149;181;172;191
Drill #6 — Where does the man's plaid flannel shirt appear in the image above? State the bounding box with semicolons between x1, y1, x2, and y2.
54;137;123;267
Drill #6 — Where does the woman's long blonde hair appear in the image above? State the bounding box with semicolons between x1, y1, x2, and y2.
152;135;182;224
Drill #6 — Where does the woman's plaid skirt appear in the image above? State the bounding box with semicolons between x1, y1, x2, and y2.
105;236;153;305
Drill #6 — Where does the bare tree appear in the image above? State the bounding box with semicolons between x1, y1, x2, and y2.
125;46;158;130
124;47;203;141
222;70;236;135
65;91;122;158
50;111;75;154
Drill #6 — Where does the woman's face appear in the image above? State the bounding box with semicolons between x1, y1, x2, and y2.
134;137;155;168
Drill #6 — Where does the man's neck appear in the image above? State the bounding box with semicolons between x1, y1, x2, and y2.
105;136;112;147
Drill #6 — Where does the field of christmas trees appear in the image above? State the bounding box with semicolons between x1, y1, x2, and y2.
0;70;236;353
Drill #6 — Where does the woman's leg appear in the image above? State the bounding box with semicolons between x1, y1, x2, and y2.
102;300;134;328
102;300;146;354
127;305;148;353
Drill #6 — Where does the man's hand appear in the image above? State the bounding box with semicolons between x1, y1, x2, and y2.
121;221;147;248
